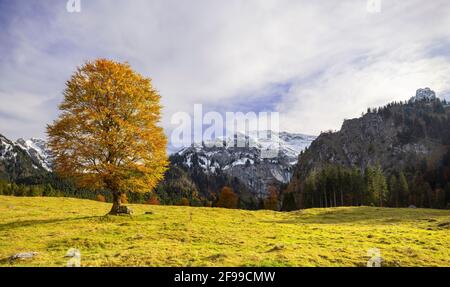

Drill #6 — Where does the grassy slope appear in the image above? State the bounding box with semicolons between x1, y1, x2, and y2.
0;196;449;267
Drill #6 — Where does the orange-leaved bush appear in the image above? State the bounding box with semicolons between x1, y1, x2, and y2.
96;194;106;202
216;186;238;209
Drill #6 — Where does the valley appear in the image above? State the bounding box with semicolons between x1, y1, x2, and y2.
0;196;448;267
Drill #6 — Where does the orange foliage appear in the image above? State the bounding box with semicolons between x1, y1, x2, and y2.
216;186;238;209
96;194;106;202
146;196;160;205
179;198;190;206
47;59;168;202
264;186;279;211
120;193;129;204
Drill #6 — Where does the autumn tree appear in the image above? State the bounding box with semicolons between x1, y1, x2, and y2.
264;186;279;211
146;196;160;205
179;197;190;206
216;186;238;209
96;194;106;202
47;59;168;215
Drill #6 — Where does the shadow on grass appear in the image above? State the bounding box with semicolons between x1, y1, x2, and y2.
263;207;450;225
0;257;15;265
0;216;101;232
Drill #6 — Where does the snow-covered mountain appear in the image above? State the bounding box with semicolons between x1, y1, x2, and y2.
15;138;52;171
1;131;316;198
171;131;316;197
0;134;16;163
0;134;48;180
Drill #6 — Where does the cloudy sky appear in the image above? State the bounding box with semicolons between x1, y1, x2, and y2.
1;0;450;142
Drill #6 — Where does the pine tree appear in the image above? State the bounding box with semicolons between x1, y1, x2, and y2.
350;168;366;206
366;165;388;207
281;192;297;211
397;172;409;207
388;175;398;207
304;171;317;207
0;180;5;195
365;167;376;205
47;59;168;215
445;184;450;209
376;166;388;207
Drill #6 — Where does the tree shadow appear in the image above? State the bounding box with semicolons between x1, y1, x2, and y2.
0;216;101;232
263;207;450;225
0;257;15;265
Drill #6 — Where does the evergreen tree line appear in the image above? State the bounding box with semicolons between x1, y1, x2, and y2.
287;159;450;210
0;179;160;204
0;177;282;211
1;164;280;210
373;98;450;145
282;99;450;210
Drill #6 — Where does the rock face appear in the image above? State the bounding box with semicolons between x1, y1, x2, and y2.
410;87;436;102
289;88;450;186
117;205;133;215
171;131;316;198
9;252;38;260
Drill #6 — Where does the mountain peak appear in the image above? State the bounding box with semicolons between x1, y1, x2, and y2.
411;87;437;102
15;137;52;171
172;131;316;197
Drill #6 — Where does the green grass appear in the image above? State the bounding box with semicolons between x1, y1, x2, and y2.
0;196;449;267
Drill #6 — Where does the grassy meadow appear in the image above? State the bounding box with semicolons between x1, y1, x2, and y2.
0;195;449;267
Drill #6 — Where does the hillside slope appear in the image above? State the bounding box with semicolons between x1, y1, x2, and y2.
292;90;450;180
0;196;448;267
287;88;450;209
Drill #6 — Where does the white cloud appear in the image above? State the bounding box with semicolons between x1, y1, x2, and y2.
279;55;450;134
0;0;449;140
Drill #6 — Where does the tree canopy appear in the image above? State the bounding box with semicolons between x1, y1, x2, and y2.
47;59;168;214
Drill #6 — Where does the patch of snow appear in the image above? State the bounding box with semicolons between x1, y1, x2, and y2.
15;138;52;171
232;158;254;166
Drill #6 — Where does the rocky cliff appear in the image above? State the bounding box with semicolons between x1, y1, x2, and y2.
289;88;450;187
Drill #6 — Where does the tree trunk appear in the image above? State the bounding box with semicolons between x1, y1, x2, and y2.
109;192;122;215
